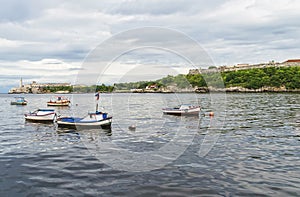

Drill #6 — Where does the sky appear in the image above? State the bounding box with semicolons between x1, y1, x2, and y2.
1;0;300;92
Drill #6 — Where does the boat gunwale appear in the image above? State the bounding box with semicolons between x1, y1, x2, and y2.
57;116;112;124
25;112;56;117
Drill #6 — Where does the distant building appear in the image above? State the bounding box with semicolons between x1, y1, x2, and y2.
146;84;158;90
283;59;300;66
283;59;300;63
9;79;71;94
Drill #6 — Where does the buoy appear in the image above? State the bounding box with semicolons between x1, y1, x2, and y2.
209;112;214;117
128;125;136;131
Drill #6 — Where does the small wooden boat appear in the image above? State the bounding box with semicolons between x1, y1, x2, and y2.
162;104;200;116
56;111;112;129
25;108;56;122
47;96;70;106
11;96;27;105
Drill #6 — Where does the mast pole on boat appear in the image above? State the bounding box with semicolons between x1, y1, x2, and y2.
95;91;100;112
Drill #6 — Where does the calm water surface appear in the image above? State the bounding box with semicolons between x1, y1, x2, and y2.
0;93;299;196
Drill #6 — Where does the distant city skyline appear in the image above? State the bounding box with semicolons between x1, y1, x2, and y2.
1;0;300;92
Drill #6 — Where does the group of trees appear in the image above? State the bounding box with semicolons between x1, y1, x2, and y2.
186;66;300;90
114;81;162;90
186;72;224;88
221;66;300;89
42;84;114;93
73;84;114;93
43;86;73;93
157;74;191;89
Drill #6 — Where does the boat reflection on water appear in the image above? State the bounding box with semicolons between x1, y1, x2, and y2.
55;129;81;143
27;124;113;145
56;126;112;137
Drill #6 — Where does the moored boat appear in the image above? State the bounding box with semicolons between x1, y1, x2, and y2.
162;104;200;116
56;111;112;129
11;97;27;105
25;108;57;122
47;96;70;106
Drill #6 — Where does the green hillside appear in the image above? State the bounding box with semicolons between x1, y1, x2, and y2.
115;66;300;91
222;66;300;89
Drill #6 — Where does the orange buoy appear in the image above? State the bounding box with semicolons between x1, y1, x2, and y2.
209;112;214;117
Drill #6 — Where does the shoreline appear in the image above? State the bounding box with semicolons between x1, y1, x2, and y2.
5;89;300;94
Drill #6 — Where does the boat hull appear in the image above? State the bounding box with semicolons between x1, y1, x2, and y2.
57;117;112;129
47;102;70;106
163;111;200;116
24;109;56;122
162;107;200;116
25;113;56;122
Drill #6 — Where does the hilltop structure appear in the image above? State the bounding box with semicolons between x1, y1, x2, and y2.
188;59;300;74
9;79;71;94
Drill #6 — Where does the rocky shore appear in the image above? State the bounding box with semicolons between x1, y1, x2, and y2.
207;86;300;93
114;86;300;93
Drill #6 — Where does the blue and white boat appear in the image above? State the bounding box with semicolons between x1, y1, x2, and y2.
25;108;57;122
11;97;27;105
56;111;112;129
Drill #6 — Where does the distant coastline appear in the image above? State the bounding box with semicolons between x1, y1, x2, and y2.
9;59;300;94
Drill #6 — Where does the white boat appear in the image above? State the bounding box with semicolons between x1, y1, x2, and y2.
25;108;57;122
56;111;112;129
162;104;201;116
47;96;70;106
11;96;27;105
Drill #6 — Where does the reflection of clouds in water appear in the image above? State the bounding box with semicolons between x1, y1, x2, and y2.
295;112;300;133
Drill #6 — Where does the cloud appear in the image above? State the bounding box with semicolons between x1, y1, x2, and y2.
0;59;80;87
1;0;300;92
0;0;57;22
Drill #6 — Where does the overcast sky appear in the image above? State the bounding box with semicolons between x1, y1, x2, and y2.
1;0;300;92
